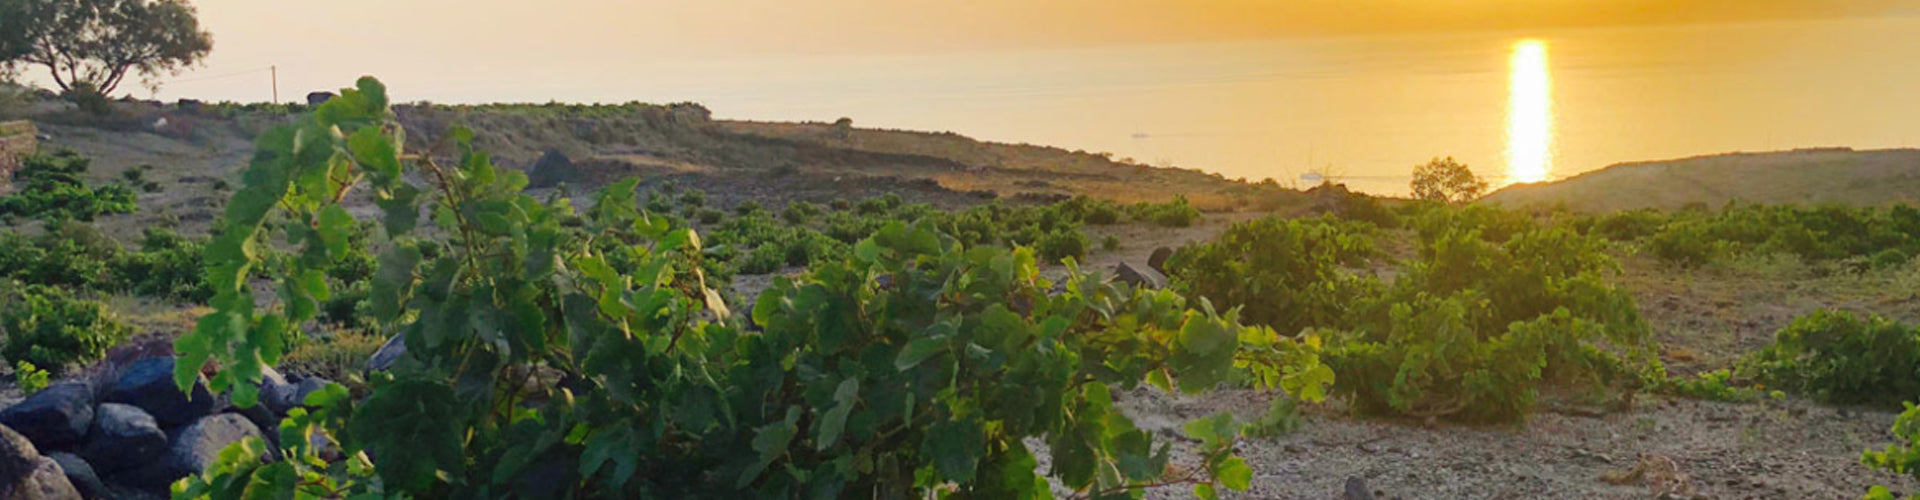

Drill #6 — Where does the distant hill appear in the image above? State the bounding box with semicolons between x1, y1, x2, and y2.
1482;148;1920;213
6;98;1303;240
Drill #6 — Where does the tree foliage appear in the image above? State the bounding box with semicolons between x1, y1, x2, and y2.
172;77;1331;499
1;0;213;97
1409;156;1488;205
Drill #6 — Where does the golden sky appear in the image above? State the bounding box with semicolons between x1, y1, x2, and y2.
194;0;1919;58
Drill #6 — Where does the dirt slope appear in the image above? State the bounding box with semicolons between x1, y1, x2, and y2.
1484;148;1920;213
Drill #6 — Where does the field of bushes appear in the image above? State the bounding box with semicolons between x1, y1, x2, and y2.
3;78;1920;498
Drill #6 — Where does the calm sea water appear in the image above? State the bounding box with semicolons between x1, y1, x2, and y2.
151;17;1920;196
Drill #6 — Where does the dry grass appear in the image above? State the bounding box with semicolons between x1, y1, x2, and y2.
281;327;384;388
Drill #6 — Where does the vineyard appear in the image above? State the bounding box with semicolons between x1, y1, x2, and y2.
1;78;1919;498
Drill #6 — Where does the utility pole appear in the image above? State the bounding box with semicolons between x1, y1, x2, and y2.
271;65;278;103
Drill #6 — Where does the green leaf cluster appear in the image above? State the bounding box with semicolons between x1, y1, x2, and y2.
172;77;1330;499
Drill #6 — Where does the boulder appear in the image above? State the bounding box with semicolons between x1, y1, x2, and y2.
366;334;407;373
305;91;336;107
1113;261;1168;289
1342;476;1375;500
165;414;268;479
103;358;214;428
0;425;83;500
526;149;575;189
43;453;104;500
0;383;95;448
1147;247;1174;273
77;404;166;475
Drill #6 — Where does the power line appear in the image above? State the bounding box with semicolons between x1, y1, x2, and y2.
163;66;274;85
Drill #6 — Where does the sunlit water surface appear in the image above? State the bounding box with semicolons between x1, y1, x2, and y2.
151;17;1920;195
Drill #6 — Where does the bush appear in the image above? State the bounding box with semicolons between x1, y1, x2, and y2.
1035;228;1087;263
1862;403;1920;499
110;228;211;301
173;81;1327;498
0;284;131;374
1131;196;1202;228
1873;248;1912;270
780;201;821;225
734;200;762;216
14;361;49;395
1330;223;1652;422
1101;234;1121;251
695;208;725;224
0;151;138;221
1737;310;1920;407
1166;216;1377;335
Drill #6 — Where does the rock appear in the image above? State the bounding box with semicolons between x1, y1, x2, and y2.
1112;261;1168;289
234;403;282;448
1147;247;1174;273
165;414;268;479
288;378;331;409
0;383;96;448
103;358;214;428
366;334;407;373
43;453;104;500
1;425;42;487
526;149;575;188
305;91;336;107
0;425;82;500
78;404;166;475
1342;476;1375;500
5;457;82;500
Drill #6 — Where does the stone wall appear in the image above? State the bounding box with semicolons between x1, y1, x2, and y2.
0;120;35;186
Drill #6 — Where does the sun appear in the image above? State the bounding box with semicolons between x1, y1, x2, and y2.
1505;39;1555;185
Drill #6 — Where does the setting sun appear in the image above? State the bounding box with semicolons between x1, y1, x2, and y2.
1505;38;1555;185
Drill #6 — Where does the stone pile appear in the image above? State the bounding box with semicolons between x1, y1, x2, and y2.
0;358;332;499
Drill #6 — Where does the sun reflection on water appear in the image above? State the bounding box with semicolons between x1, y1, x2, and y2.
1505;39;1555;185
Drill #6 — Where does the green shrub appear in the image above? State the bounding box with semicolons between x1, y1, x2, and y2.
1873;248;1912;270
1329;224;1652;422
780;201;821;225
0;151;138;221
734;200;762;216
0;284;131;374
280;327;384;387
1649;220;1720;267
110;228;211;302
1130;196;1202;228
14;361;49;395
695;208;725;224
1658;369;1760;402
1737;310;1920;407
1101;234;1121;251
1862;403;1920;500
173;81;1328;498
1035;228;1087;263
1167;216;1377;335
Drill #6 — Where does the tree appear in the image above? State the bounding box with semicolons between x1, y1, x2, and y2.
1410;156;1489;204
2;0;213;98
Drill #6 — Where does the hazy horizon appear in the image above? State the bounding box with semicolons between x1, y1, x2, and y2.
14;1;1920;195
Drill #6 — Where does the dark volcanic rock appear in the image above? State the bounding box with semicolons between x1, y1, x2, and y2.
103;358;214;428
77;403;166;475
0;425;82;500
366;333;407;373
306;91;336;107
44;452;104;500
165;414;268;479
0;383;95;448
1147;247;1174;273
1113;261;1168;289
527;149;575;188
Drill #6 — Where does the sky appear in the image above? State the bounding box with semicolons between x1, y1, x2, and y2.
187;0;1920;59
